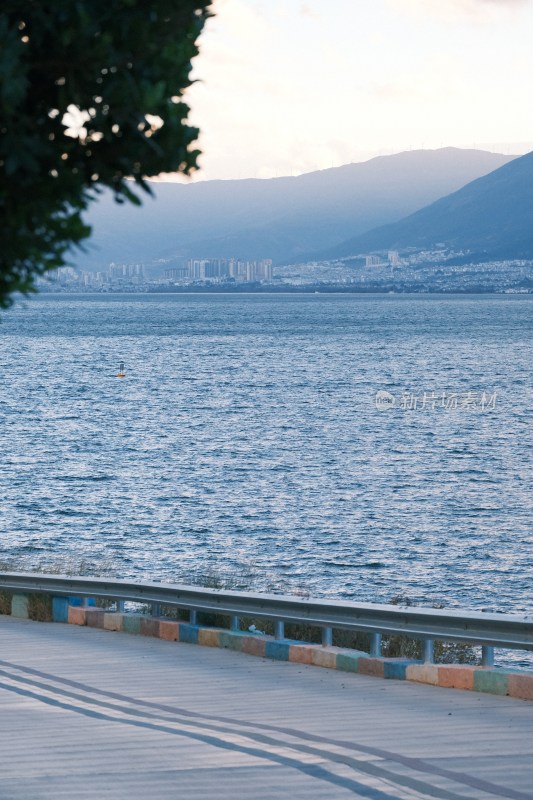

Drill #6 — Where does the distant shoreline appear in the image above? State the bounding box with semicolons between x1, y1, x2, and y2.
35;286;532;297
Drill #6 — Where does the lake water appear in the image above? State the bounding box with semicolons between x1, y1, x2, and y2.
0;294;531;629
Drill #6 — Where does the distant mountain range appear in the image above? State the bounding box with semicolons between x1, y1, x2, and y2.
318;150;533;263
76;148;515;270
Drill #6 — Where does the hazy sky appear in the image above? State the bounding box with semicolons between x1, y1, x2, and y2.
180;0;533;181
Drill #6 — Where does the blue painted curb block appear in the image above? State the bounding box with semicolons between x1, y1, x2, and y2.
179;624;199;644
265;641;290;661
52;597;70;623
384;660;419;680
68;596;96;607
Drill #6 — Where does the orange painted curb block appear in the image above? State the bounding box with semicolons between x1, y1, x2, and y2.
159;620;179;641
289;645;315;665
68;607;87;626
438;665;475;691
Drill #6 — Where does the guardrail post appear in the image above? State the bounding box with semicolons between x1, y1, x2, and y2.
274;620;285;640
370;632;382;657
116;600;125;613
189;609;198;625
82;597;89;608
230;615;240;632
151;602;161;618
481;645;495;667
422;639;434;663
322;626;333;647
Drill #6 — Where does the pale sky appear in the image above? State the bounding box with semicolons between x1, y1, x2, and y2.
178;0;533;181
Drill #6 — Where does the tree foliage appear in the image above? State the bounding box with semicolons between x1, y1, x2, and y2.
0;0;211;308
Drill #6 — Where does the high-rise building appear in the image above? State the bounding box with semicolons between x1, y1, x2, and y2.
165;266;189;280
388;251;400;266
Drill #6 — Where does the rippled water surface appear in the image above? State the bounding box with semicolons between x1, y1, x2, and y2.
0;294;531;617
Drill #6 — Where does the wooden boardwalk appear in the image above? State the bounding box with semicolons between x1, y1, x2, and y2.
0;615;532;800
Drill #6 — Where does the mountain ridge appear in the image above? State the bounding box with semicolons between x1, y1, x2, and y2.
316;150;533;262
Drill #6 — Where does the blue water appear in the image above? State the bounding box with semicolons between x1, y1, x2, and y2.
0;294;531;622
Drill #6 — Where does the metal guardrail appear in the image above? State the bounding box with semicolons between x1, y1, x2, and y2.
1;572;532;666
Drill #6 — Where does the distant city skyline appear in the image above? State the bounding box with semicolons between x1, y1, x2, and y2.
171;0;533;182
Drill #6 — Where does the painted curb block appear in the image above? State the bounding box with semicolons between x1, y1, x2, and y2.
218;630;247;651
242;634;267;657
198;628;221;648
438;665;475;691
508;674;533;701
68;606;87;626
86;608;105;629
68;597;96;608
159;620;179;641
140;617;160;638
336;652;365;673
289;645;314;665
178;623;199;644
11;594;29;619
311;647;338;669
52;597;70;623
406;664;439;685
104;612;123;632
474;669;510;696
383;659;420;680
122;614;142;635
265;641;291;661
358;658;385;678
